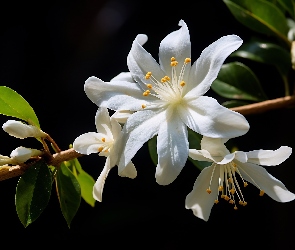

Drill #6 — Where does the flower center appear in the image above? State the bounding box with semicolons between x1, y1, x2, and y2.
206;162;265;210
97;137;113;154
141;57;191;108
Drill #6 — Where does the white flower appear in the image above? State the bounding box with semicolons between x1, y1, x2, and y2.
186;136;295;221
0;146;42;166
84;19;249;185
73;107;137;202
2;120;47;139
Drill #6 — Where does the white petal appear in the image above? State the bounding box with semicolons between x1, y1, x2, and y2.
118;109;165;173
93;157;112;202
73;132;101;155
238;162;295;202
110;117;122;141
158;19;191;83
95;107;112;135
185;164;219;221
127;34;166;89
119;161;137;179
189;149;213;162
234;151;248;163
10;147;34;163
156;111;188;185
180;96;249;138
111;110;134;124
186;35;243;97
200;136;230;156
84;76;149;111
110;72;135;82
246;146;292;166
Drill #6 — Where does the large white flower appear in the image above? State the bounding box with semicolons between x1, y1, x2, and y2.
186;136;295;221
84;20;249;185
73;107;137;202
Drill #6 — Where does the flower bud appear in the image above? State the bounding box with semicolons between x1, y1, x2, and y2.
10;146;42;163
2;120;47;139
0;155;14;166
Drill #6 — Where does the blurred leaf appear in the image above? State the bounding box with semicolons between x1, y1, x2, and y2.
56;162;81;228
223;0;290;45
72;158;96;207
231;40;291;76
187;129;211;171
0;86;40;127
222;99;251;108
277;0;295;18
148;136;157;166
16;160;52;227
212;62;268;101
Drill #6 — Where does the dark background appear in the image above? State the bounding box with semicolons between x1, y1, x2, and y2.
0;0;294;248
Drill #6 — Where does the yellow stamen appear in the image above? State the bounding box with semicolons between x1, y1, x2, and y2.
98;147;104;152
171;57;176;61
206;188;212;194
171;61;178;67
143;90;150;96
242;202;247;206
230;188;235;194
145;72;152;79
101;138;106;142
224;195;230;201
214;200;219;204
229;199;234;204
184;58;191;64
234;206;238;210
218;186;223;191
244;182;248;187
146;84;152;89
142;104;146;109
259;190;265;196
180;81;185;87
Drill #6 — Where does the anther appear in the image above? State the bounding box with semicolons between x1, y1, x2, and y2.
98;147;104;152
142;104;146;109
184;58;191;64
224;195;230;201
146;84;152;89
244;182;248;187
180;81;185;87
242;202;247;206
229;200;234;204
145;72;152;79
143;90;150;96
214;200;219;204
171;57;176;61
230;188;235;194
101;138;106;142
234;205;238;210
259;190;265;196
206;188;212;194
171;61;178;67
218;186;223;191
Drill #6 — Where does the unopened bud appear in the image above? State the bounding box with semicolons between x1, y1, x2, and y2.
10;146;42;163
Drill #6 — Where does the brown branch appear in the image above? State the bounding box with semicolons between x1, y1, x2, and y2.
0;148;84;182
230;95;295;115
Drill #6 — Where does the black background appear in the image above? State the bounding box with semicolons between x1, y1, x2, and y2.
0;0;294;248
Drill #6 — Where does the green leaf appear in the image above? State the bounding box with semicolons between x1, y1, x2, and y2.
231;40;291;76
72;158;96;207
277;0;295;18
15;160;52;227
212;62;268;102
0;86;40;127
223;0;290;46
148;136;158;166
56;163;81;228
187;129;211;171
222;99;251;108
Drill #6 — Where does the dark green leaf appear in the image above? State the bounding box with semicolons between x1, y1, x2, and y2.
15;160;52;227
277;0;295;18
231;40;291;76
0;86;40;127
222;100;251;108
56;163;81;228
148;136;158;166
223;0;290;45
212;62;268;101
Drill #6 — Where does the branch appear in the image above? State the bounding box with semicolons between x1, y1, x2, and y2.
230;95;295;115
0;148;84;182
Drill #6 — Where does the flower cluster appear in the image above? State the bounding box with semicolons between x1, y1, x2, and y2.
74;19;295;220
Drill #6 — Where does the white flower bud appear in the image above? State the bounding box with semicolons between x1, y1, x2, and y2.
10;146;42;163
2;120;47;139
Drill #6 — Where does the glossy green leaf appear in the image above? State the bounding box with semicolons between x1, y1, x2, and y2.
72;158;96;207
231;40;291;76
148;136;158;166
56;163;81;228
278;0;295;18
222;100;251;108
187;129;211;171
0;86;40;127
223;0;290;45
212;62;268;101
16;160;52;227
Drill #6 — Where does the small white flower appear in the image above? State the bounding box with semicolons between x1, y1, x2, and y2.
73;107;137;202
0;146;42;166
186;136;295;221
2;120;47;139
84;19;249;185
